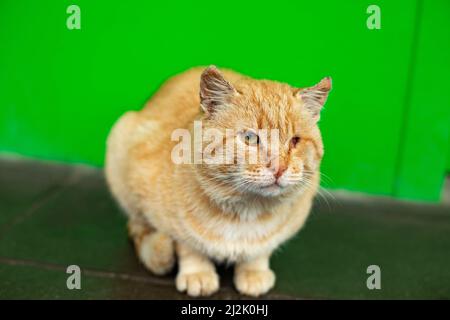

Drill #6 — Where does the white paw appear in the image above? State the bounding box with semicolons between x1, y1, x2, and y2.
234;269;275;297
176;270;219;297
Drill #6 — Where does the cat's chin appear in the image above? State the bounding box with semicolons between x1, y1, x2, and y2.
250;183;285;197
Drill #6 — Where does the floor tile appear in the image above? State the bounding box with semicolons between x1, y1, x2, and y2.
0;157;71;228
0;262;193;299
1;157;450;299
272;203;450;299
0;166;150;277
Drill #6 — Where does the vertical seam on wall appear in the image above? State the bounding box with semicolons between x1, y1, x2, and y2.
392;0;423;197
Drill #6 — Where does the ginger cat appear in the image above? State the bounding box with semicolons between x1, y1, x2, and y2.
105;66;331;297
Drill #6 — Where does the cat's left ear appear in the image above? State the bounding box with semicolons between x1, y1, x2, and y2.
200;65;237;116
295;77;332;122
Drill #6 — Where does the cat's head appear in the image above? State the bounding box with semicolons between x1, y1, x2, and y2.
196;66;331;198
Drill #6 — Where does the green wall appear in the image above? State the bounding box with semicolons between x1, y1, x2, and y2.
447;144;450;172
1;0;449;201
395;0;450;200
447;147;450;173
447;142;450;172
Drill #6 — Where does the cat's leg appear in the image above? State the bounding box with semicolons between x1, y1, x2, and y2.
128;217;175;275
175;242;219;297
234;254;275;297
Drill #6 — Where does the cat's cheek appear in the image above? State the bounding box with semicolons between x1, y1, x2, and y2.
309;156;320;172
274;167;289;187
302;148;317;171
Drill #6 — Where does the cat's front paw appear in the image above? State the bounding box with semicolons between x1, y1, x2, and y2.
176;270;219;297
234;269;275;297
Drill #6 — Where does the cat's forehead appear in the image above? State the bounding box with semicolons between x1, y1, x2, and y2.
235;79;293;102
231;80;304;134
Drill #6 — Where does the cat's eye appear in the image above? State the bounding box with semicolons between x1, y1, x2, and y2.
290;136;301;148
242;131;260;145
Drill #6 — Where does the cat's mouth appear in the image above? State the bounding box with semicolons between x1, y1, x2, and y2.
259;181;284;193
262;181;281;188
253;182;285;197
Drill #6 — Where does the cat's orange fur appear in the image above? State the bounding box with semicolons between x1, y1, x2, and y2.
105;66;331;297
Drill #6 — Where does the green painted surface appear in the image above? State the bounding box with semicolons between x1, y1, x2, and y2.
0;0;448;200
395;0;450;201
448;150;450;172
447;143;450;172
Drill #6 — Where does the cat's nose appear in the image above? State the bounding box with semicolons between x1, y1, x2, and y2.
274;165;287;179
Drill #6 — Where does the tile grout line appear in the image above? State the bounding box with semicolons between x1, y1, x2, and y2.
0;256;177;287
0;168;83;240
0;256;301;299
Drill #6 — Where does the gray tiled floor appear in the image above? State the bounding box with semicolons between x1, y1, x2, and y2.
1;156;449;299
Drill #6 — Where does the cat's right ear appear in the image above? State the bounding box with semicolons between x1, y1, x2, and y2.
200;65;236;115
295;77;332;122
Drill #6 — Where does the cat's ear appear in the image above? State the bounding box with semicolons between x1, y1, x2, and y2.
200;65;236;115
295;77;332;122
